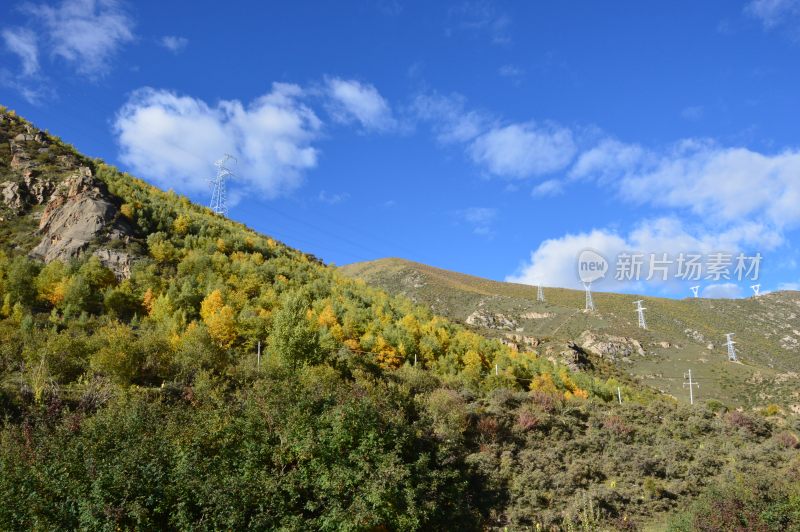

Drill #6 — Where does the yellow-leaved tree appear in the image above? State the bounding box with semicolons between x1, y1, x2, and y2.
35;261;68;306
200;289;237;348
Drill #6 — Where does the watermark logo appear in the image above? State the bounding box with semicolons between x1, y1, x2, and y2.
575;250;762;284
577;249;608;283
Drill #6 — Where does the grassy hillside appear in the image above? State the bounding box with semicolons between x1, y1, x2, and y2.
342;258;800;410
0;108;799;530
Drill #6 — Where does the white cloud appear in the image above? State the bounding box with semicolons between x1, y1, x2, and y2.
509;134;797;298
325;77;396;132
447;1;512;44
532;179;563;197
746;0;800;28
114;84;321;199
413;92;576;180
778;282;800;291
318;190;350;204
507;228;628;289
0;27;52;104
702;283;743;299
681;105;704;121
411;92;490;143
2;28;39;76
506;217;769;295
571;137;800;235
160;35;187;53
498;64;523;78
456;206;497;236
24;0;135;77
469;122;576;179
569;138;646;182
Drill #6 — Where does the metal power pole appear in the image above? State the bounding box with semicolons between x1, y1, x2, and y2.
210;154;235;216
725;333;737;362
634;300;647;329
683;370;699;405
584;283;594;311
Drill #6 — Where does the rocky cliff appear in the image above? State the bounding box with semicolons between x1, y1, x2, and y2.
1;110;136;278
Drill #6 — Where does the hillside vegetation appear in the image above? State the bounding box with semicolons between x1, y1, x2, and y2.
0;108;799;530
342;258;800;411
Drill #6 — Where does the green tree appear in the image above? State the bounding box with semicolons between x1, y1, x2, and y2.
268;288;320;368
5;257;40;308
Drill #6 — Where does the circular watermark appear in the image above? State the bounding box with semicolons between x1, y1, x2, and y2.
577;249;608;284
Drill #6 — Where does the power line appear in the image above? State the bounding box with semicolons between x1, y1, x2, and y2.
256;201;393;260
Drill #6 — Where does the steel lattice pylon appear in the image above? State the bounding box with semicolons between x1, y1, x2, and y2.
634;300;647;329
210;154;235;216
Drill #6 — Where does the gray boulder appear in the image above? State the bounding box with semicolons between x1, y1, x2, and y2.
30;167;133;266
1;181;26;212
578;331;645;361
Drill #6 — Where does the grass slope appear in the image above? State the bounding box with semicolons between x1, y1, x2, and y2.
342;258;800;410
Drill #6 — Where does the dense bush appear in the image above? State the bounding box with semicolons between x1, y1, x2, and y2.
0;367;479;530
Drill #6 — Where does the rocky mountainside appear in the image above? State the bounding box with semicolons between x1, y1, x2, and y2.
0;111;135;278
342;258;800;410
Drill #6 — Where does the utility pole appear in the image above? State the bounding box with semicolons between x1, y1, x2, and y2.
495;364;499;376
257;341;261;369
725;333;737;362
584;283;595;311
617;387;622;404
683;370;699;405
634;300;647;330
210;154;235;216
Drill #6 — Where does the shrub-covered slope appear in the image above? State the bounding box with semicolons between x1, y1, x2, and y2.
0;108;798;530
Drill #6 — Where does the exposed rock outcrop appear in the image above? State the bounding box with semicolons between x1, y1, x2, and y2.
520;311;555;320
544;341;594;371
29;167;133;269
0;174;54;213
502;333;540;351
1;181;25;212
466;309;518;330
93;248;134;280
577;331;644;361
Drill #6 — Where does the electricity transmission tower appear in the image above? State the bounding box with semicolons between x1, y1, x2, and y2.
210;154;235;216
751;284;761;297
683;369;699;405
634;300;647;329
690;285;700;298
584;283;594;311
725;333;737;362
537;283;545;302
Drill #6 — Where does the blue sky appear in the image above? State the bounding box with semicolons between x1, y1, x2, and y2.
2;0;800;298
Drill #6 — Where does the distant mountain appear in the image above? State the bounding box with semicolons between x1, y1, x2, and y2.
342;258;800;410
